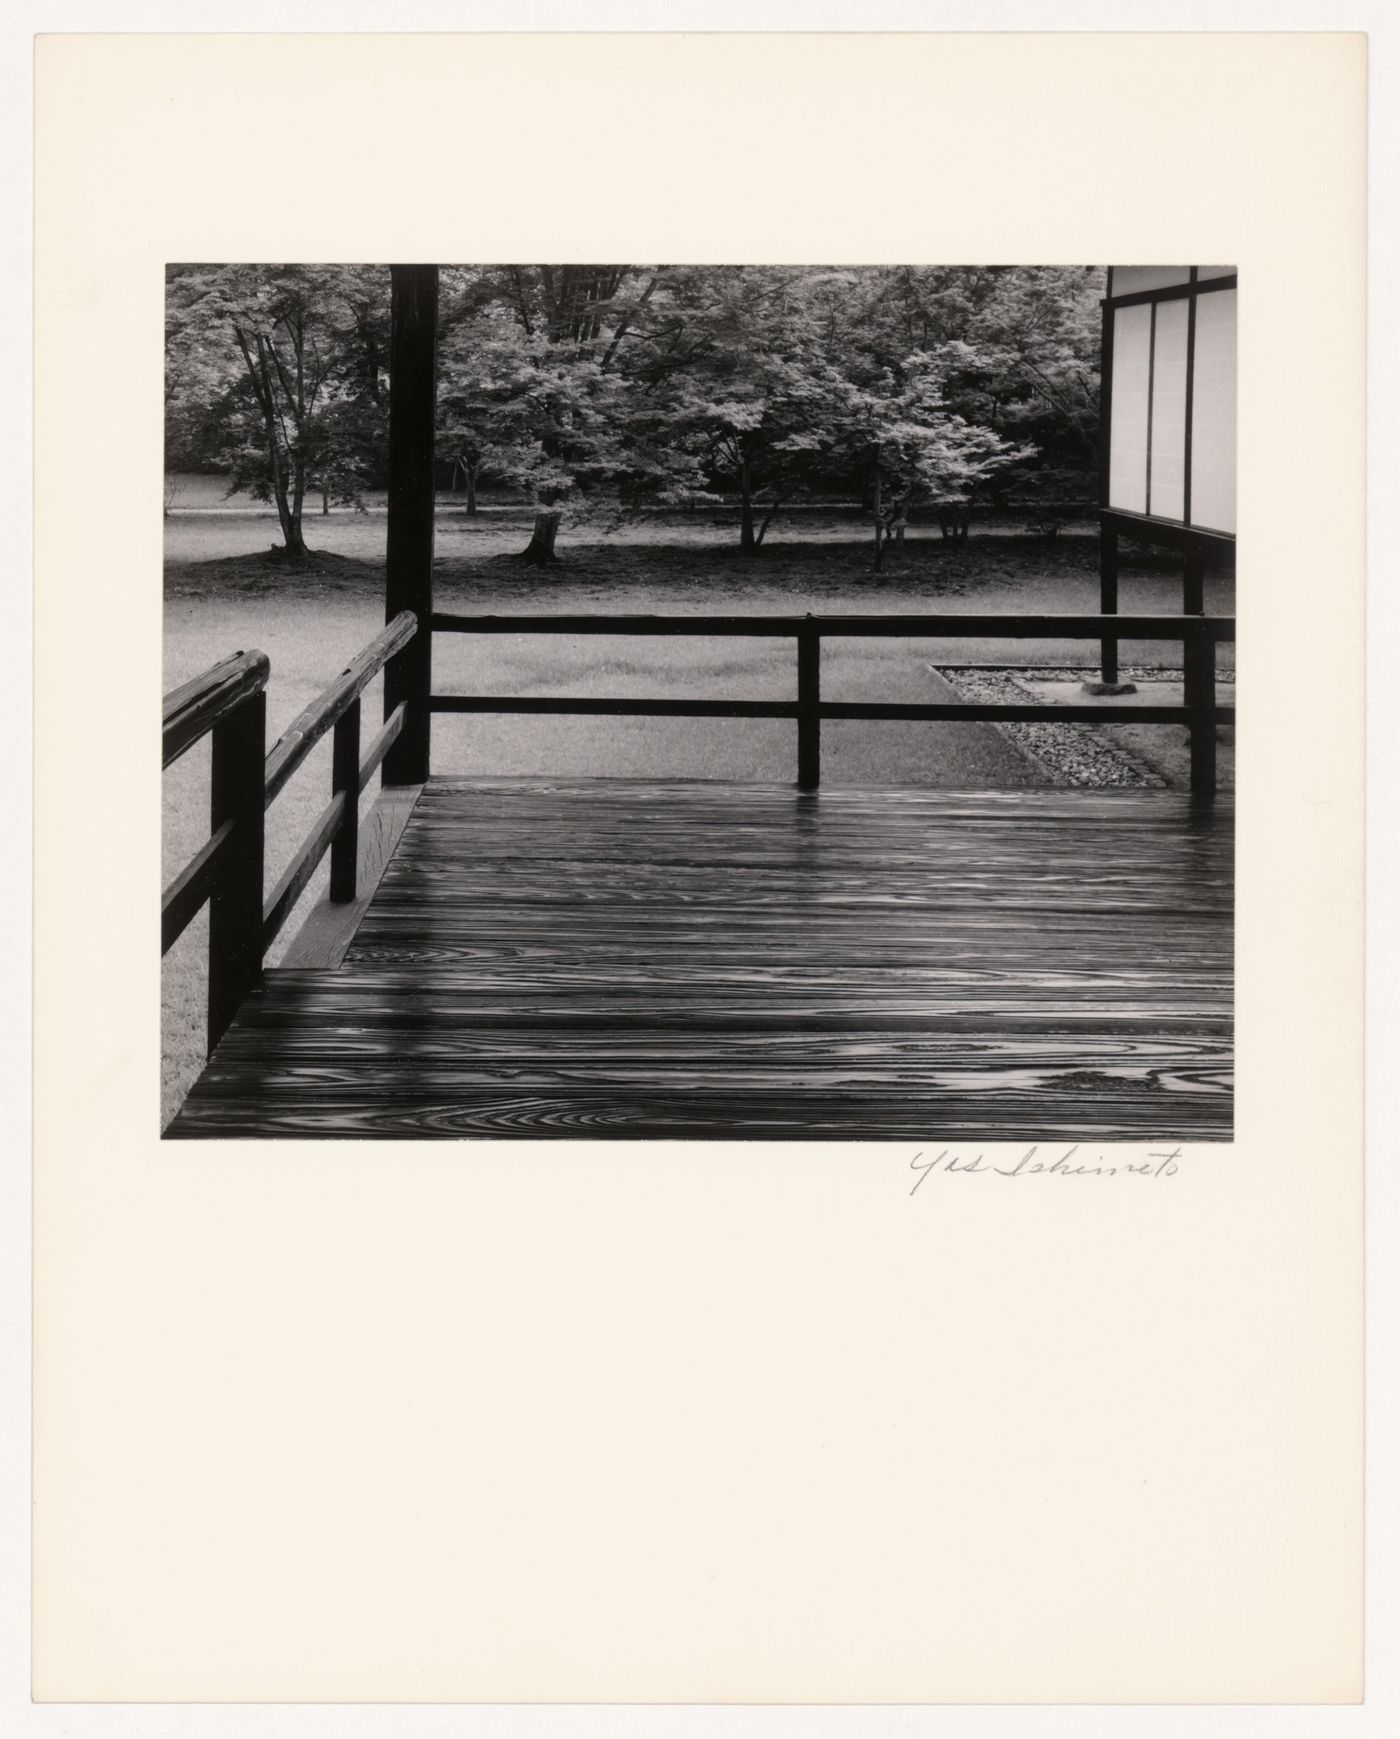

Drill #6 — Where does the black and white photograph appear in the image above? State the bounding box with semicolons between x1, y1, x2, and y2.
26;20;1378;1715
161;261;1237;1140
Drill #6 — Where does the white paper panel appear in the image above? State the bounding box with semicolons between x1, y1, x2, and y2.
1148;297;1189;521
1108;304;1150;514
1190;287;1237;533
1112;266;1191;296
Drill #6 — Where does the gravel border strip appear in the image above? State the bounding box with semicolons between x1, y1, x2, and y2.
1009;665;1236;684
932;666;1170;789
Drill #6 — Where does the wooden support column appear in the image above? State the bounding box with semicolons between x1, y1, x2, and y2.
1097;284;1119;687
329;698;361;902
1183;540;1205;617
1183;539;1213;798
1184;630;1217;798
1099;522;1120;685
207;690;266;1052
383;264;438;786
797;622;821;790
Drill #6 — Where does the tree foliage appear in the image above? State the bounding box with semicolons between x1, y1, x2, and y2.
165;264;390;557
856;265;1102;494
165;262;1103;564
615;266;1042;551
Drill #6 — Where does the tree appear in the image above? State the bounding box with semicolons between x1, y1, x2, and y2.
164;264;389;559
434;267;505;515
436;304;636;563
166;261;1102;569
619;266;1033;557
828;352;1033;570
856;266;1102;504
435;266;693;563
623;266;861;551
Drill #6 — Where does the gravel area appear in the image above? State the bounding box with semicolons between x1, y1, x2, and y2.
934;666;1171;789
1013;665;1238;685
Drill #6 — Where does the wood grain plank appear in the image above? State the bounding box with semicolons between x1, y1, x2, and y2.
168;777;1234;1142
169;1088;1230;1143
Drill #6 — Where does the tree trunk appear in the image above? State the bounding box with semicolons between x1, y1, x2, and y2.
452;454;480;514
871;474;884;572
271;456;308;559
269;466;302;557
739;460;756;553
280;505;309;561
755;493;789;548
321;485;330;516
267;442;295;551
236;326;310;562
517;509;561;565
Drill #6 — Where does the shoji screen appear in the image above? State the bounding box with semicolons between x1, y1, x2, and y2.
1189;287;1237;533
1104;270;1236;535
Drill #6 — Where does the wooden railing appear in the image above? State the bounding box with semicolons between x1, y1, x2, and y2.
161;650;269;1048
429;612;1236;795
260;611;417;951
163;606;1230;1051
161;611;418;1052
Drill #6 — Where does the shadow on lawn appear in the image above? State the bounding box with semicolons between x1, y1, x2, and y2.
164;530;1134;607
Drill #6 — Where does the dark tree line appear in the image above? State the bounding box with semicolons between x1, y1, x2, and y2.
165;263;1103;563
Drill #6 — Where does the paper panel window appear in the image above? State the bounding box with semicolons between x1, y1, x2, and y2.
1190;287;1237;534
1104;271;1236;536
1108;304;1151;515
1148;297;1189;521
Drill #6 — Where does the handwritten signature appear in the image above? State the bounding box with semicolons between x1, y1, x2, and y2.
909;1146;1182;1192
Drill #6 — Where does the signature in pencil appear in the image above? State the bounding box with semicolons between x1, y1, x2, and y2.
909;1146;1182;1192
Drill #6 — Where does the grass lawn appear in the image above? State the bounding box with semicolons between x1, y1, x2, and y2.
162;497;1236;1128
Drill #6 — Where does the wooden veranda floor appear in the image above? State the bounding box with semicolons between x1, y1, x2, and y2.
167;777;1234;1141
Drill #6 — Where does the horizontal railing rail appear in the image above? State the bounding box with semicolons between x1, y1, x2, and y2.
429;612;1235;796
432;611;1237;640
162;611;418;1055
263;611;417;805
162;649;270;770
260;610;418;954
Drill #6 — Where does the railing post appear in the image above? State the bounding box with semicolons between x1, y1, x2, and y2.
1182;541;1205;617
1183;627;1217;797
1099;522;1120;685
207;688;266;1052
797;622;821;790
330;697;361;902
383;264;438;786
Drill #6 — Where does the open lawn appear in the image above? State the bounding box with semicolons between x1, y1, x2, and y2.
162;499;1235;1127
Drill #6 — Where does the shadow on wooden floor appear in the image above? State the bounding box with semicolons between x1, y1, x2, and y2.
167;777;1233;1141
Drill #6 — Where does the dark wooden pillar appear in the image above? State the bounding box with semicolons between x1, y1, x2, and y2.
1183;539;1204;616
207;690;266;1052
1099;522;1120;685
1097;284;1118;687
383;264;438;786
1182;535;1212;795
1184;629;1217;798
797;621;821;790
